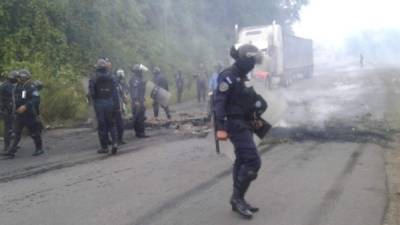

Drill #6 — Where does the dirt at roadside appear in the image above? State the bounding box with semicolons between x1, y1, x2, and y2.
384;137;400;225
381;68;400;225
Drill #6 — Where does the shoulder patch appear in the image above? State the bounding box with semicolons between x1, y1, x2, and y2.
32;90;40;96
219;82;229;92
225;77;233;84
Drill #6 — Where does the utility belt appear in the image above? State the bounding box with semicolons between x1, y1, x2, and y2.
227;114;271;139
94;95;112;100
227;114;252;121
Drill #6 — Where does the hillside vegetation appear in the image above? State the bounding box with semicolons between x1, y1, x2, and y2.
0;0;307;124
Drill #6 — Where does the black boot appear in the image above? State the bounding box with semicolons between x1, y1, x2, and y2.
230;187;253;219
233;165;259;213
111;143;118;155
2;151;15;159
32;149;44;156
239;178;259;213
117;139;126;145
97;146;109;154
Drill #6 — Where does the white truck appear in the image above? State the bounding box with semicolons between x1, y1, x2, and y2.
235;23;314;87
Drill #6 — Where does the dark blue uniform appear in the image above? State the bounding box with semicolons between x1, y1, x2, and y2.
215;64;261;178
113;75;127;143
152;72;171;119
0;81;16;151
129;73;147;136
89;71;119;150
214;64;263;216
175;71;184;103
195;70;208;102
8;82;43;155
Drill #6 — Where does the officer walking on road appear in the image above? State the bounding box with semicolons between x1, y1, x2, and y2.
129;64;149;138
175;70;184;103
152;67;171;119
114;69;129;144
5;69;44;158
0;70;19;152
89;59;119;154
214;44;266;219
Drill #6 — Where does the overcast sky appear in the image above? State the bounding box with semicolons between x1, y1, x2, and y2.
293;0;400;47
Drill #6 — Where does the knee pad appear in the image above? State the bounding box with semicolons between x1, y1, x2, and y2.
238;165;258;183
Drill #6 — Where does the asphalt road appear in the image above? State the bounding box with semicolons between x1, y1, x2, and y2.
0;65;390;225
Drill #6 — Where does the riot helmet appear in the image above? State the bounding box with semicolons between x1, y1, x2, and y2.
116;69;125;79
33;80;44;90
153;67;161;74
7;70;19;83
18;69;32;83
132;64;148;77
230;44;262;74
95;58;108;71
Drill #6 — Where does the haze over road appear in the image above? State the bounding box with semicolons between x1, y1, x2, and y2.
0;64;392;225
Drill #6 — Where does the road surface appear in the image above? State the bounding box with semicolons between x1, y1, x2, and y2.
0;65;395;225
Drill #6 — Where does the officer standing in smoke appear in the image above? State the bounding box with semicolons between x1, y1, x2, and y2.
175;70;184;103
89;59;119;154
4;69;44;158
195;64;208;102
0;70;19;152
129;64;148;138
214;44;267;219
152;67;171;119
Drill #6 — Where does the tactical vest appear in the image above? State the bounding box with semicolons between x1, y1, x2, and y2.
95;75;114;100
222;67;261;120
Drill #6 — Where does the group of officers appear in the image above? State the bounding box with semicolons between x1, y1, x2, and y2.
1;43;269;219
88;57;225;155
0;69;44;159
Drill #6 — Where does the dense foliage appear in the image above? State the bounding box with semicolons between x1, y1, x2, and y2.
0;0;307;124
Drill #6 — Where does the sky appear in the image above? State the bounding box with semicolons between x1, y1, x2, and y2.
293;0;400;47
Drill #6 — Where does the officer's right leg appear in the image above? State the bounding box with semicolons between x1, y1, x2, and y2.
104;105;118;154
5;118;24;158
26;118;44;156
196;84;201;102
3;114;13;151
94;104;109;153
228;122;261;219
153;101;159;118
135;108;148;138
177;90;182;103
114;110;125;144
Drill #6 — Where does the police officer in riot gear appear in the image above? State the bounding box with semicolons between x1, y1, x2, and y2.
114;69;129;144
0;71;19;152
195;64;208;102
129;64;148;138
89;59;119;154
175;70;184;103
152;67;171;119
5;69;44;158
214;44;266;219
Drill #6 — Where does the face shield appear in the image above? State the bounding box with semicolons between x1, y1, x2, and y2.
245;51;263;64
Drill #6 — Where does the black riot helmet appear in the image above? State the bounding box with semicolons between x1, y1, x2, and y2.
153;66;161;75
7;70;19;83
95;58;108;71
132;64;148;77
33;80;44;90
230;44;262;74
18;69;32;83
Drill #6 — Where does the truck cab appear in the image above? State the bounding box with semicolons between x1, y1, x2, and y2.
235;24;313;87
